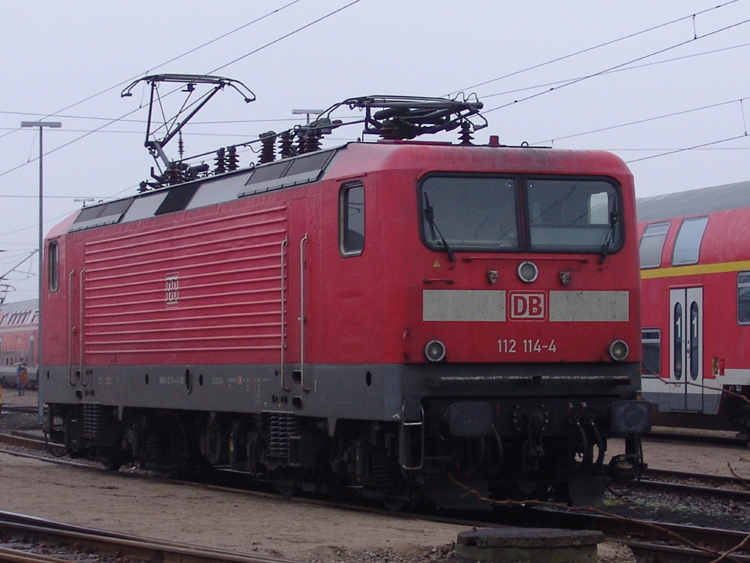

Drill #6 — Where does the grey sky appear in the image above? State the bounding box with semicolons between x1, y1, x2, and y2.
1;0;749;301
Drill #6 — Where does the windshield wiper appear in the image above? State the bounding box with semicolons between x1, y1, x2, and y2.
423;192;455;263
599;211;618;263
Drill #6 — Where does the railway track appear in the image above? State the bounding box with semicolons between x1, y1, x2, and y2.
0;405;39;415
647;428;750;447
485;505;750;560
2;431;750;563
638;467;750;501
0;510;301;563
0;431;65;457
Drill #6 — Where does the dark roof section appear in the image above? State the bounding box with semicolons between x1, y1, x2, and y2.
637;180;750;222
67;147;342;233
0;298;38;315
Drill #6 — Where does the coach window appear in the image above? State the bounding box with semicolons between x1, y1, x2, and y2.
672;216;708;266
639;222;670;269
738;272;750;324
340;182;365;255
641;329;661;375
48;240;59;292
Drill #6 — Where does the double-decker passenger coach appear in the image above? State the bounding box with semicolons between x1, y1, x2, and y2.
639;180;750;439
41;79;650;508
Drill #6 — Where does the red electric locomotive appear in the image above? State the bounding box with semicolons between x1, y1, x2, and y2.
639;180;750;438
0;299;38;387
40;78;649;508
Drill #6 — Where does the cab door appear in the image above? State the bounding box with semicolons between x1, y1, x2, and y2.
669;287;703;411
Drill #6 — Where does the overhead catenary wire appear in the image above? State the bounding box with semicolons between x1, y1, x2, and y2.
0;0;366;187
625;133;749;163
6;41;749;150
208;0;362;74
480;15;750;116
0;0;305;144
533;97;750;145
1;0;744;260
480;41;750;101
5;1;743;187
447;0;740;97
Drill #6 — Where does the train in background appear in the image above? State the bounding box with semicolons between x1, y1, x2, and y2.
0;298;38;388
39;77;650;509
638;180;750;439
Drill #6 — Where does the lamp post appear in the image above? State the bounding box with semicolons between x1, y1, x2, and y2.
21;120;61;421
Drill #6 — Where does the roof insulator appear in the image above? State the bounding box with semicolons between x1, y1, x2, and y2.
259;131;277;164
215;147;226;174
226;146;239;171
459;122;474;145
279;131;296;159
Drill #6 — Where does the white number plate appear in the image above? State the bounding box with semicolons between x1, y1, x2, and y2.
497;339;557;353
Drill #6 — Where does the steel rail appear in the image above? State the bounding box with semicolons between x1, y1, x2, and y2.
0;511;300;563
646;428;748;446
644;466;750;488
0;546;74;563
3;433;750;563
0;433;66;456
0;405;40;415
622;539;750;563
637;477;750;501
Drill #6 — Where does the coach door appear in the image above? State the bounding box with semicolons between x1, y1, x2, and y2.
669;287;703;411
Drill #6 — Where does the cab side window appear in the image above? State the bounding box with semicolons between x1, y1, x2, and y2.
340;182;365;255
48;240;59;292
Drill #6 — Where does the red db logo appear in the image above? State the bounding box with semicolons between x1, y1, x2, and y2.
509;292;546;320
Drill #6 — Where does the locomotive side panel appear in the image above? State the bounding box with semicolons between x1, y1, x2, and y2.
82;204;288;366
43;190;311;412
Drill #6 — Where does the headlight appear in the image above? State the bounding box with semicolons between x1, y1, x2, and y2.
424;340;446;362
609;340;629;361
517;261;539;283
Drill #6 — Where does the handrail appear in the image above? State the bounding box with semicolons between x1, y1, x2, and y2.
67;270;75;386
280;238;288;392
79;269;86;387
299;235;308;392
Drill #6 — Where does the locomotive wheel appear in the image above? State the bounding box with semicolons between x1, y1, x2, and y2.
381;497;409;512
101;455;122;472
64;411;85;458
742;405;750;446
273;467;299;497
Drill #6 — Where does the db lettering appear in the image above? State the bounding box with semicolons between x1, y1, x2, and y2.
510;292;546;320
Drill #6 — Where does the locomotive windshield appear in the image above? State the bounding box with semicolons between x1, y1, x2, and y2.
419;175;621;254
420;176;519;251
